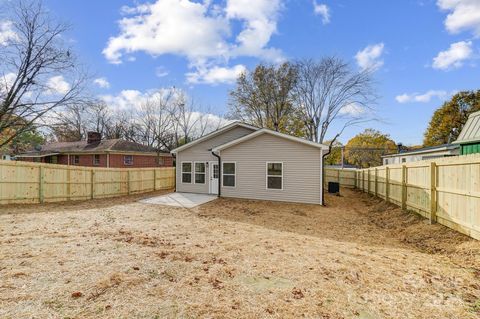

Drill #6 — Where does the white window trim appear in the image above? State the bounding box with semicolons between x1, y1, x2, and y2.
181;161;193;184
266;162;283;190
194;161;206;184
222;161;236;188
124;155;133;166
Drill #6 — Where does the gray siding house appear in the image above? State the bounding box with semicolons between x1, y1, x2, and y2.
171;122;329;205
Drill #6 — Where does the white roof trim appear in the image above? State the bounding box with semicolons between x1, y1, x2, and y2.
15;153;60;158
381;144;459;158
212;128;329;152
170;121;258;154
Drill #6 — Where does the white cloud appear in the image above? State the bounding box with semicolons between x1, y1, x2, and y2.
313;1;330;25
186;64;246;84
0;20;17;46
93;77;110;88
355;43;385;71
99;89;148;111
339;103;365;116
46;76;71;95
155;66;169;78
103;0;283;84
395;90;451;103
437;0;480;37
432;40;473;70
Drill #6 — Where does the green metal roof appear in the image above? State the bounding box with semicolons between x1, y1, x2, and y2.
453;110;480;144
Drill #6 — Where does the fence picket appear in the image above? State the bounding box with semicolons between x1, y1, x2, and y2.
0;160;175;205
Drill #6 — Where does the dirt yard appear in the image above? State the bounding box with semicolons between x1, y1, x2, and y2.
1;189;480;319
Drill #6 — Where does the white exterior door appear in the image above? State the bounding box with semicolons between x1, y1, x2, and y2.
209;161;219;194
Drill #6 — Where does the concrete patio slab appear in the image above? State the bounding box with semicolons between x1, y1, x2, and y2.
140;192;217;208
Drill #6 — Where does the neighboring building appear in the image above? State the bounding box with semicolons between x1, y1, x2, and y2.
381;144;460;165
16;132;173;168
1;154;12;161
171;122;329;205
452;110;480;155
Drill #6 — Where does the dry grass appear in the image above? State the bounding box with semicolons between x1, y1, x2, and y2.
1;188;479;318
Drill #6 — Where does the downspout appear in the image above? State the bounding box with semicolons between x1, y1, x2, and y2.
211;151;221;197
171;153;176;192
321;148;331;206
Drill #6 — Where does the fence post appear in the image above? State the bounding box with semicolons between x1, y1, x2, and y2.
66;167;71;201
374;168;378;197
362;170;365;192
385;166;390;202
154;169;157;191
39;165;44;203
128;170;131;195
90;169;95;199
367;169;370;194
429;162;437;224
401;164;407;210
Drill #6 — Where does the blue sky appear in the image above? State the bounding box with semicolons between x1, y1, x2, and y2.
41;0;480;145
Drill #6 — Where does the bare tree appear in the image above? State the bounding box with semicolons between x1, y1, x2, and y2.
138;89;176;150
294;57;376;144
0;0;85;148
169;90;200;145
228;62;298;132
86;101;111;136
51;103;85;141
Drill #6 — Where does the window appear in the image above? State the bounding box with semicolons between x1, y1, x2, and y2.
124;155;133;166
266;162;283;190
158;156;165;166
401;158;406;163
93;154;100;166
182;162;192;183
51;156;58;164
222;162;236;187
384;159;389;165
73;155;79;165
195;162;206;184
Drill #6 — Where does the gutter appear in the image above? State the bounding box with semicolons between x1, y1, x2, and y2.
211;151;221;197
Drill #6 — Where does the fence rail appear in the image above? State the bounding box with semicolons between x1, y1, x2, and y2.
324;168;357;188
0;160;175;205
354;154;480;240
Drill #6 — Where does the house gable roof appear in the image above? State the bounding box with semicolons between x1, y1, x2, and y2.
212;128;329;152
170;121;258;154
453;110;480;144
16;139;169;157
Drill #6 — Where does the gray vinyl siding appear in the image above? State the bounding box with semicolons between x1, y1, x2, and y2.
220;134;323;204
176;126;255;194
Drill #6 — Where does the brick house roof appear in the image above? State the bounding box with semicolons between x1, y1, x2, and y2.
17;139;170;157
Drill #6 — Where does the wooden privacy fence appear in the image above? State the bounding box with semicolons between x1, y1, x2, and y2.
355;154;480;240
324;168;357;188
0;160;175;205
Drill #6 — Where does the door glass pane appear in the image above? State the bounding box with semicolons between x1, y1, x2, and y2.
267;163;282;175
213;164;219;178
267;176;282;189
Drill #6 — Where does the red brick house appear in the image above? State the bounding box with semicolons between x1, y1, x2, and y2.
16;132;173;168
